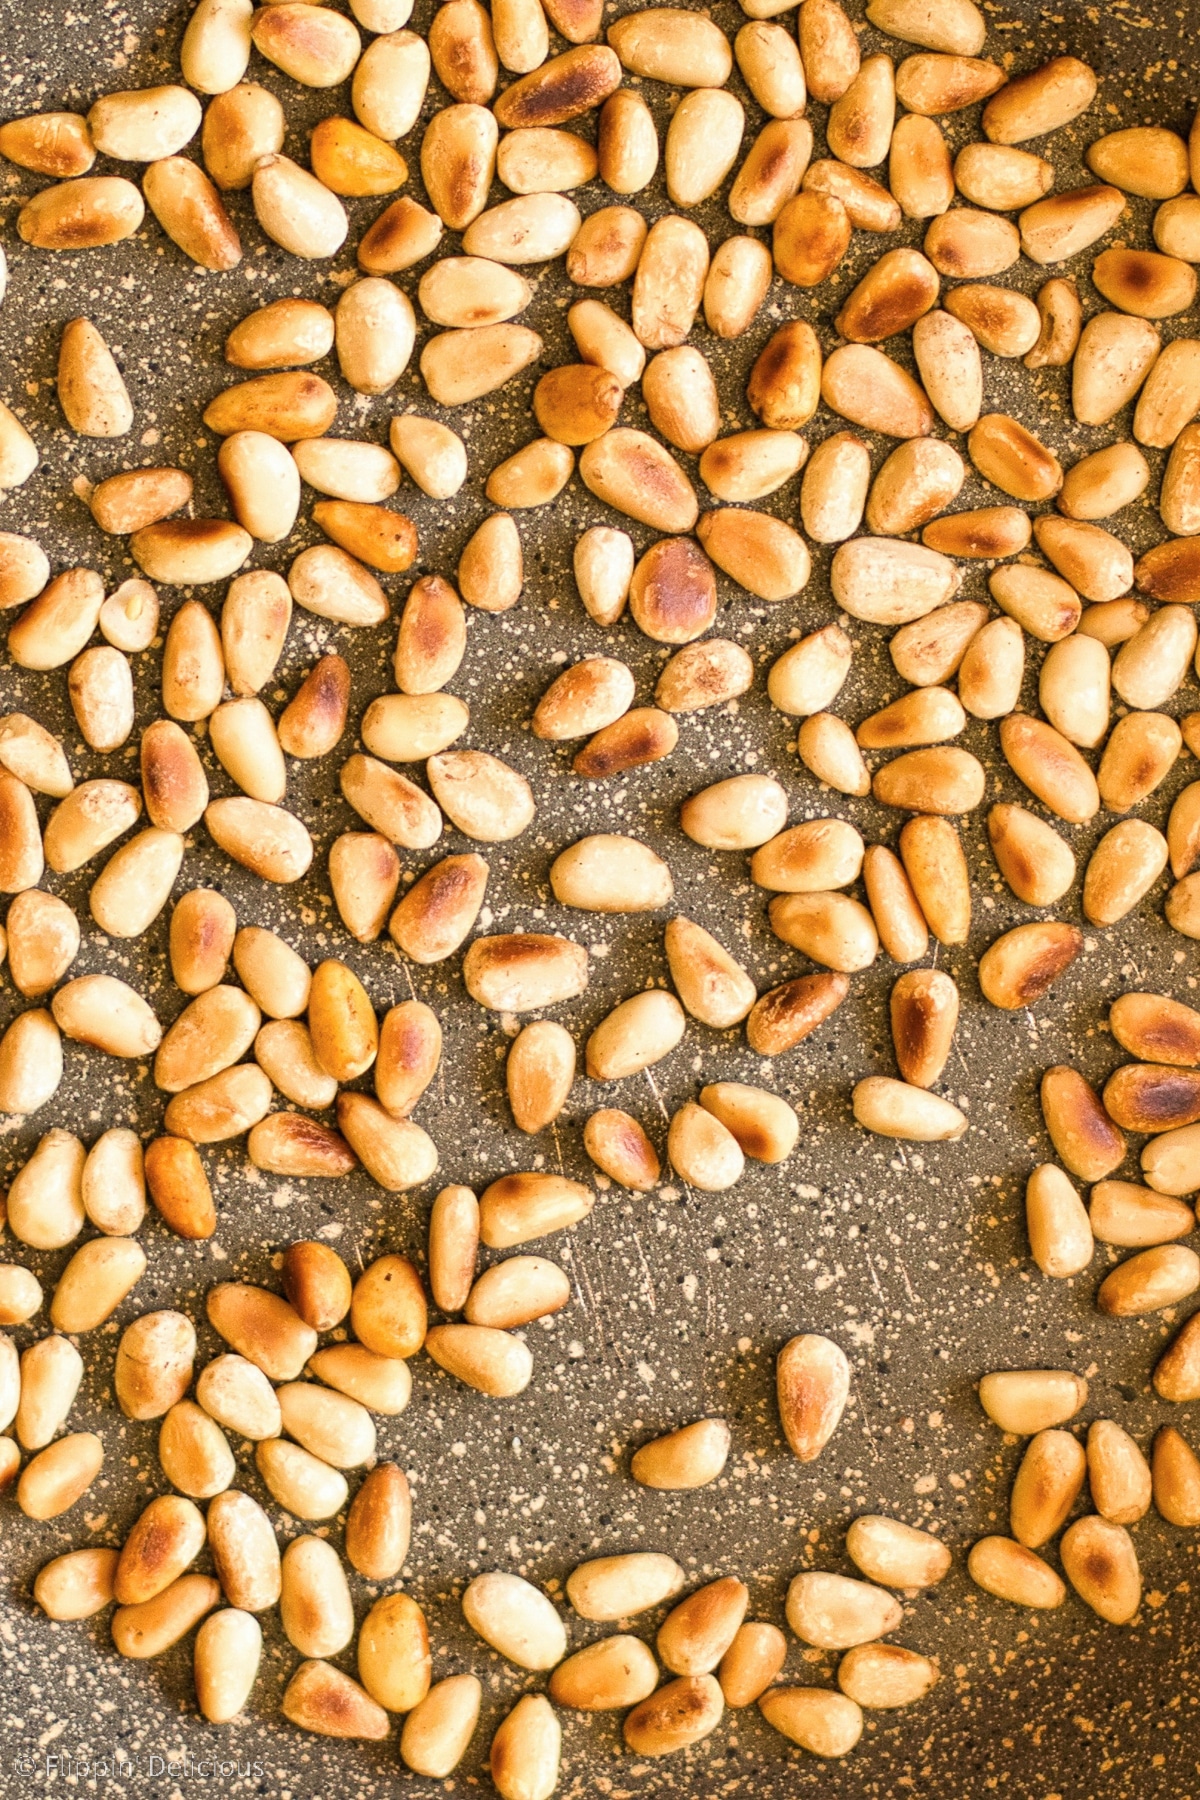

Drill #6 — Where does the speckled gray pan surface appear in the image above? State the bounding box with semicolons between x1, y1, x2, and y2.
0;0;1198;1795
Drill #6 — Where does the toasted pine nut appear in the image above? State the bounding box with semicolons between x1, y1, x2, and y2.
682;775;788;851
1072;310;1161;427
251;4;360;86
194;1609;261;1724
956;615;1024;718
327;834;399;943
0;1264;42;1326
631;1417;730;1490
253;1020;336;1106
205;798;314;883
1060;1515;1141;1624
746;970;850;1056
154;986;261;1094
486;439;574;509
845;1514;951;1591
18;175;143;250
967;1536;1065;1608
159;1399;235;1498
699;1081;797;1164
220;570;291;699
387;852;486;965
201;82;285;191
115;1494;206;1606
566;1552;684;1622
197;1353;278;1432
252;153;347;258
218;431;300;542
425;1322;533;1396
1025;1164;1093;1278
774;1331;850;1463
1039;633;1111;748
978;921;1083;1010
474;1166;593;1252
890;967;959;1088
1152;1426;1200;1525
463;933;588;1012
871;746;985;814
278;655;352;762
582;1108;661;1190
1039;1064;1124;1181
50;1238;145;1333
978;1368;1087;1433
116;1312;195;1421
281;1661;388;1739
552;834;671;914
998;715;1097;821
656;638;753;712
852;1076;967;1141
134;507;251;583
667;1100;744;1190
278;1383;375;1470
859;686;966;750
506;1021;574;1134
1008;1427;1087;1549
255;1432;354;1519
786;1571;901;1650
1155;1309;1200;1396
657;1576;747;1680
311;117;407;197
1098;1243;1200;1316
729;119;812;227
15;1333;82;1447
1087;1418;1152;1526
0;112;95;178
181;0;253;96
587;990;685;1079
1091;1179;1195;1248
57;318;132;438
33;1547;119;1622
1113;602;1197;707
1083;818;1169;924
797;713;871;795
861;847;929;964
289;543;389;627
400;1675;482;1777
19;1433;104;1521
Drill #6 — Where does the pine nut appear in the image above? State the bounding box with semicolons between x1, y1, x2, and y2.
625;1673;724;1756
116;1311;196;1420
197;1355;281;1440
257;1439;349;1519
838;1644;939;1710
163;1064;272;1143
18;1433;103;1521
116;1494;206;1605
582;1108;661;1190
33;1547;120;1622
979;1368;1088;1433
853;1076;967;1141
1060;1514;1141;1624
1026;275;1082;368
630;1417;730;1489
16;1333;83;1447
1151;1426;1200;1526
999;715;1097;819
566;1552;684;1621
19;176;145;249
978;920;1083;1010
205;797;314;883
326;1460;407;1583
424;1322;532;1395
956;616;1024;718
205;1487;281;1612
50;1237;145;1333
0;112;95;177
967;1536;1065;1609
7;1129;84;1250
194;1609;261;1724
281;1661;388;1739
158;1399;235;1498
860;687;966;750
400;1674;482;1776
207;1283;318;1382
786;1571;902;1649
699;1082;798;1163
1090;1178;1194;1247
280;1534;354;1660
731;120;813;225
504;1020;574;1135
587;990;685;1080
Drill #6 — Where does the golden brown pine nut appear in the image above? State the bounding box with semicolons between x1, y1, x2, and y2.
1040;1065;1124;1181
116;1312;195;1421
967;1536;1065;1608
978;921;1083;1010
429;1185;480;1312
281;1662;388;1740
506;1021;574;1133
1025;1164;1093;1278
582;1108;661;1190
978;1368;1087;1433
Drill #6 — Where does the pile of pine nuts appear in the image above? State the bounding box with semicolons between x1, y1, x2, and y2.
1;0;1200;1784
